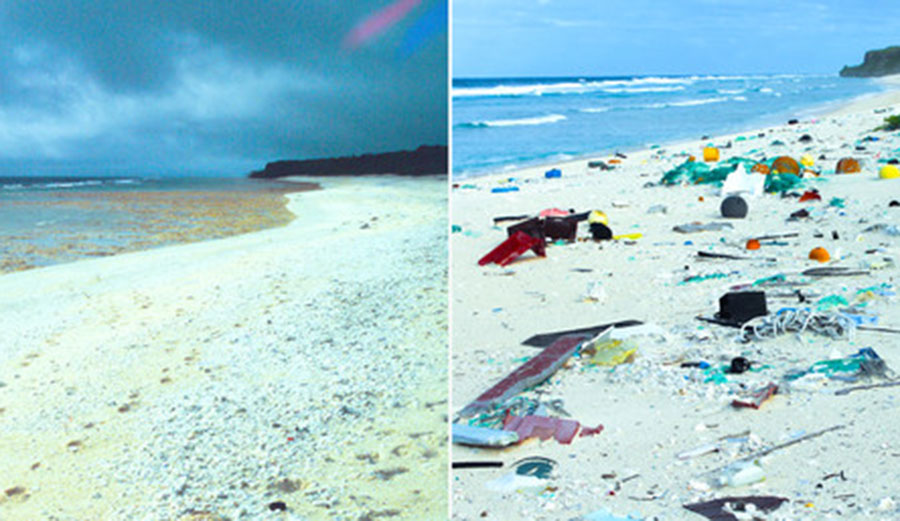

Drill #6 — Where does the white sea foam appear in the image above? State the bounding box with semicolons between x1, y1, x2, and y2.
602;86;685;94
453;77;694;98
464;114;567;127
42;180;103;189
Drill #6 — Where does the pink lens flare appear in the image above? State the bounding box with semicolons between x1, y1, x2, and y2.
343;0;422;49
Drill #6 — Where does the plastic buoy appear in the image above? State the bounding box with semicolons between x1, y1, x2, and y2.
879;165;900;179
721;195;748;218
809;247;830;263
771;156;800;175
703;147;720;162
746;239;761;250
835;157;860;174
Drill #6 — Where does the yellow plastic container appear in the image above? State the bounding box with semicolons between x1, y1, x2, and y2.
588;210;609;225
800;154;815;167
703;147;720;162
880;165;900;179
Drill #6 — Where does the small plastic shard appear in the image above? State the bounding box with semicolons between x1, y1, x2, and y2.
502;415;602;444
677;443;719;460
714;460;766;488
673;222;734;233
802;267;869;277
452;424;519;447
732;383;778;409
683;496;788;521
459;336;584;416
581;337;638;366
580;424;605;437
478;231;541;267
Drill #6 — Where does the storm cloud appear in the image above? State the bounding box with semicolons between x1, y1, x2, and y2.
0;1;447;175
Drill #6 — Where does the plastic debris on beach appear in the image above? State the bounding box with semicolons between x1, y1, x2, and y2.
503;415;603;444
459;335;583;416
580;337;637;367
545;168;562;178
739;307;855;342
478;231;543;267
732;383;778;409
785;347;890;383
452;423;519;447
673;222;734;233
712;460;766;488
683;496;788;521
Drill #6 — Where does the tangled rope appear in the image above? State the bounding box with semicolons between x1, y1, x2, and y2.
739;308;856;343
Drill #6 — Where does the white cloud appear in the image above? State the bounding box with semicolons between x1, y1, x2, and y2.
0;47;328;159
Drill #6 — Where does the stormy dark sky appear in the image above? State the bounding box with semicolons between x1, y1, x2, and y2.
0;1;447;176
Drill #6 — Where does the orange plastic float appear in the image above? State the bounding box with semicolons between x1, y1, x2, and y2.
808;247;830;263
771;156;800;175
746;239;761;250
835;157;860;174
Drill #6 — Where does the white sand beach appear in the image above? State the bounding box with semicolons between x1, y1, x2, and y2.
0;176;448;520
450;82;900;520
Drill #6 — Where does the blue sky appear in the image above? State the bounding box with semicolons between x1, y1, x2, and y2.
0;1;446;176
454;0;900;78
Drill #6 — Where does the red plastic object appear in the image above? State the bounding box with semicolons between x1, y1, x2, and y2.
539;207;569;217
798;190;821;202
502;415;604;444
478;231;541;267
732;383;778;409
580;424;605;437
504;415;580;444
459;335;583;416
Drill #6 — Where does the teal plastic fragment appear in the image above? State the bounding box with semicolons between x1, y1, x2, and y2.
817;295;849;311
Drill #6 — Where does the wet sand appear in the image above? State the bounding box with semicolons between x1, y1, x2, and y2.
0;180;318;273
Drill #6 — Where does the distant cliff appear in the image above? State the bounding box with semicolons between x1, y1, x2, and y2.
840;46;900;78
249;145;447;179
